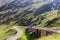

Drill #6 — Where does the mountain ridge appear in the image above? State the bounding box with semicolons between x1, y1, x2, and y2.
0;0;60;26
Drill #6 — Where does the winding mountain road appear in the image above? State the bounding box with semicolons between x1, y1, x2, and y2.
6;26;23;40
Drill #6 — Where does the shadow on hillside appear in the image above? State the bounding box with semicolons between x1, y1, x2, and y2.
45;18;59;27
34;3;57;16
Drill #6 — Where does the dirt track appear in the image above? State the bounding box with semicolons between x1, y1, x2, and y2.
6;26;23;40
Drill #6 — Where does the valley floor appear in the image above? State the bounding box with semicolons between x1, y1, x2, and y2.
1;24;60;40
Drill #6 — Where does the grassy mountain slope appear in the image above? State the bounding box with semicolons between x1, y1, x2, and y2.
0;0;60;40
0;0;60;27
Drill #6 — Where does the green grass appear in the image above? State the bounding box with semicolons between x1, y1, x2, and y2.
37;34;60;40
0;24;8;40
0;24;17;40
1;24;60;40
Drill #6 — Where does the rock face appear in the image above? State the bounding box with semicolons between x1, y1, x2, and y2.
0;0;60;12
0;0;60;26
0;0;14;6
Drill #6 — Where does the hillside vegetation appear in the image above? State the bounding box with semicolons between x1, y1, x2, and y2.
0;0;60;40
0;10;60;40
